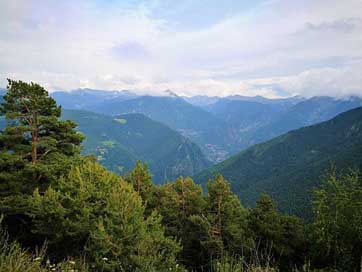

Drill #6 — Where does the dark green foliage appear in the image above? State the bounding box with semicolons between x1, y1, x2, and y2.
205;175;251;259
196;107;362;218
62;109;210;183
0;80;84;195
247;194;306;270
0;80;84;246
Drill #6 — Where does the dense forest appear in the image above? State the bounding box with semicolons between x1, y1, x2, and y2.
1;80;362;272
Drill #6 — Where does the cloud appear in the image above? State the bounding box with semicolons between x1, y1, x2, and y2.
0;0;362;98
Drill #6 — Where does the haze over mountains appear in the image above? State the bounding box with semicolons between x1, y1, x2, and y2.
52;89;362;161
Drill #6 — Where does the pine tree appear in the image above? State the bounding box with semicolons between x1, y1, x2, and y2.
124;161;154;207
205;174;250;259
153;176;207;269
248;193;306;269
0;79;83;194
0;79;84;245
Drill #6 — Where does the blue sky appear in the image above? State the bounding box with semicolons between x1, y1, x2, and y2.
0;0;361;97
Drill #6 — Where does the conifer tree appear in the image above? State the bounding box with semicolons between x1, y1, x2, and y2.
153;176;207;269
125;161;154;207
248;193;306;269
0;79;83;194
205;175;250;259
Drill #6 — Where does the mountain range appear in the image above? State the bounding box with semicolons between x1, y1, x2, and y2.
53;90;362;161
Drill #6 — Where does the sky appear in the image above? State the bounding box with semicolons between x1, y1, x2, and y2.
0;0;362;97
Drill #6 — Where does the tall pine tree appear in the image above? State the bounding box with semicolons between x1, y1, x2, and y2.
0;79;83;194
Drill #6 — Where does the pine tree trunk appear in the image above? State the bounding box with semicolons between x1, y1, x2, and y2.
31;128;38;164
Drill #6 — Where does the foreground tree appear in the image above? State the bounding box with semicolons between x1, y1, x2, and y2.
311;170;362;272
153;176;206;269
205;175;251;260
0;79;84;247
124;161;154;206
0;79;83;195
247;194;306;270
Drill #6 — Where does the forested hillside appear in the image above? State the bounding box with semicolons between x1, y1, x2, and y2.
63;109;210;182
196;107;362;218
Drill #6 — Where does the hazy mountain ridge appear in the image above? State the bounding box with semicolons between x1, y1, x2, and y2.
52;89;137;110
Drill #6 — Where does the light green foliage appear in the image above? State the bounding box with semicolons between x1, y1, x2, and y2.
124;160;154;205
101;140;116;147
312;170;362;271
30;160;181;271
0;231;45;272
114;118;127;124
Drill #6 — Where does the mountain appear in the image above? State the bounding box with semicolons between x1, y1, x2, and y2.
196;107;362;218
182;95;221;107
62;109;210;183
206;99;283;134
52;88;137;110
225;94;304;106
86;95;237;162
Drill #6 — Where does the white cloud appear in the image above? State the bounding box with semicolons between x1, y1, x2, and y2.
0;0;361;97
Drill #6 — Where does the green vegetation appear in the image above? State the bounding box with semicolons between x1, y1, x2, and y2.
1;80;362;271
196;107;362;218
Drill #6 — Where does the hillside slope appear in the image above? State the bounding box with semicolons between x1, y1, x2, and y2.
62;110;210;183
196;107;362;218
